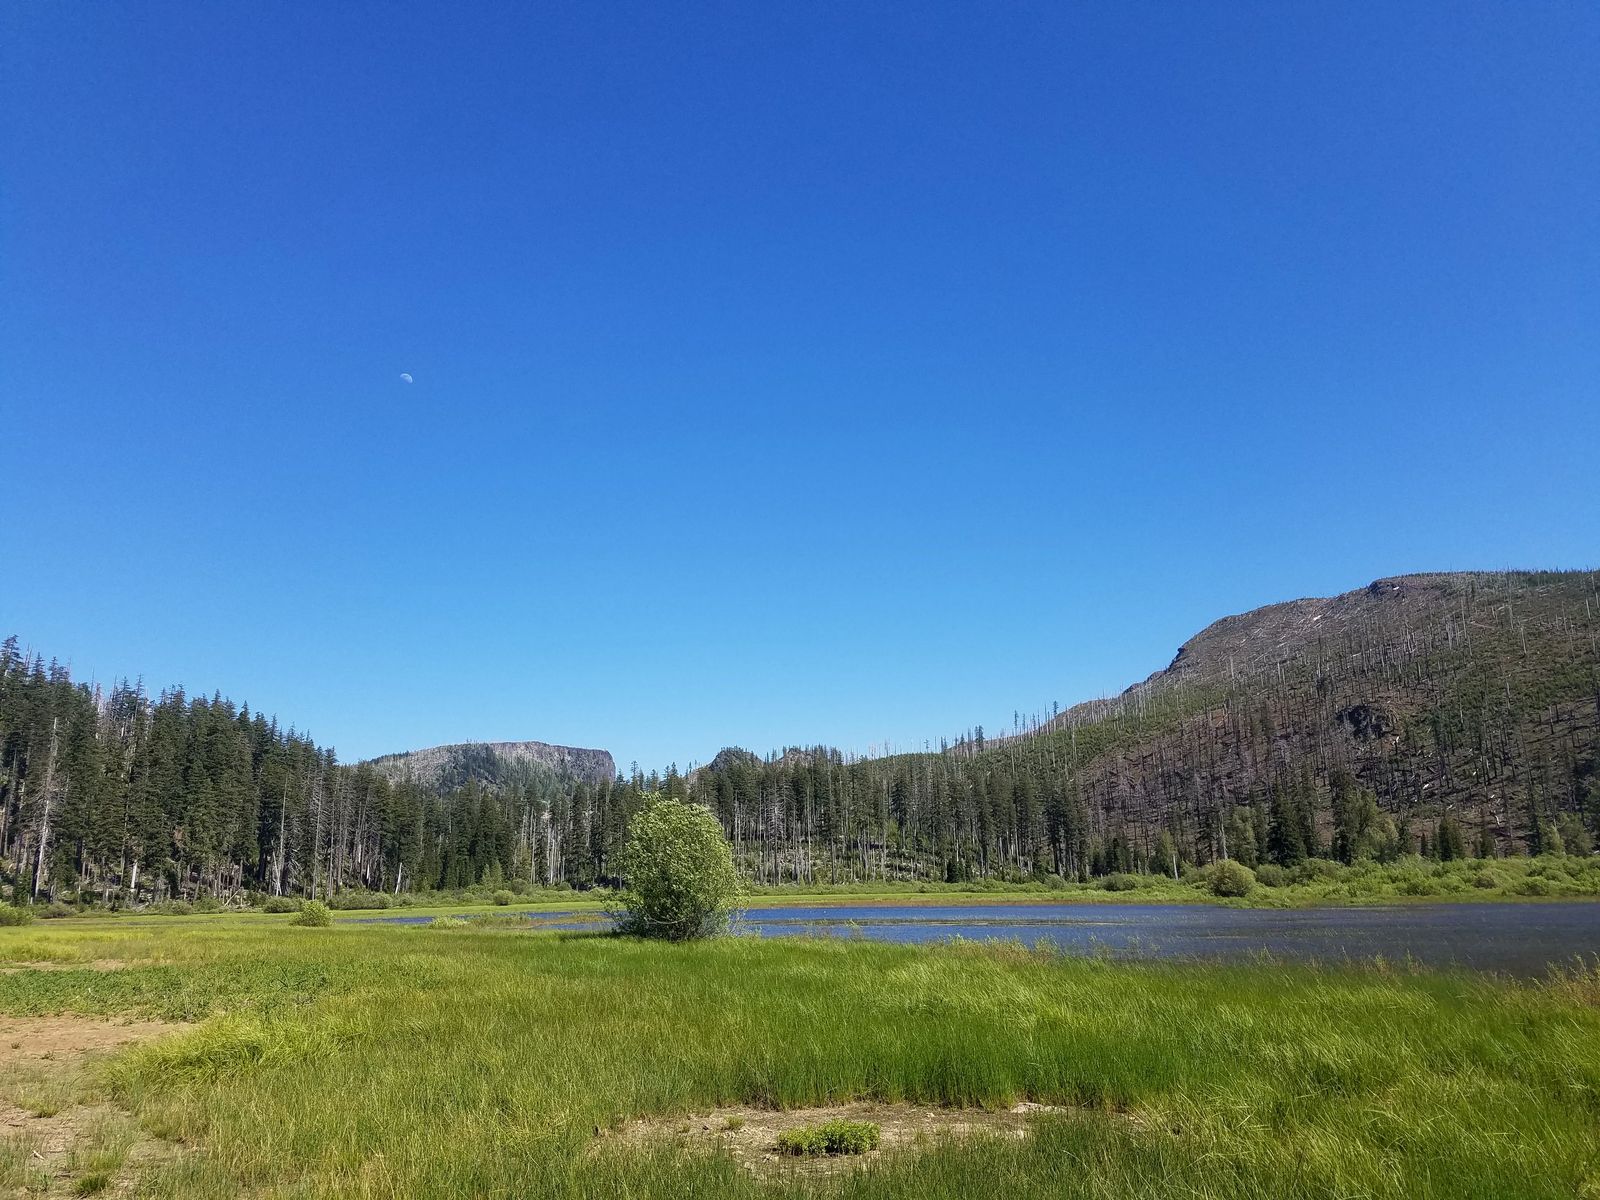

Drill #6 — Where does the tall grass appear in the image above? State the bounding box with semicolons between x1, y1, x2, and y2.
2;919;1597;1198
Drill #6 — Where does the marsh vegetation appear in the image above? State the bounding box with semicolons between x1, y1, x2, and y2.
0;912;1597;1198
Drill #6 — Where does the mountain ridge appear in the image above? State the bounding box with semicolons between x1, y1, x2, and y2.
365;739;617;792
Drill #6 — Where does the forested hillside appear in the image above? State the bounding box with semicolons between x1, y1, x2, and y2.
679;571;1600;883
3;570;1598;904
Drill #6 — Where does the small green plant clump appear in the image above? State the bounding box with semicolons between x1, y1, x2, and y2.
776;1118;881;1156
1253;863;1289;888
0;902;33;926
1209;859;1256;897
262;895;299;913
72;1169;112;1196
290;900;332;927
492;889;516;906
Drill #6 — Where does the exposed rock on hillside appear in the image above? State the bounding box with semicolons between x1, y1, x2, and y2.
365;740;616;792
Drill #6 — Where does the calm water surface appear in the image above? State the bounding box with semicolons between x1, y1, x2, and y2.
355;901;1600;976
738;902;1600;976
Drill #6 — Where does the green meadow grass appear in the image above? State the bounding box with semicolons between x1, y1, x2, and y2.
1;917;1598;1198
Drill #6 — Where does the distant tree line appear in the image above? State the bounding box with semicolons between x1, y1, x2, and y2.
3;573;1598;903
0;637;627;903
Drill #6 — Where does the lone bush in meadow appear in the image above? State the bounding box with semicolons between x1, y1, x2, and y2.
492;889;515;906
262;896;298;913
614;795;738;941
290;900;332;927
0;902;33;926
1208;859;1256;898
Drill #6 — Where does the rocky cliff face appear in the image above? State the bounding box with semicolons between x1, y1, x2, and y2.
365;740;616;792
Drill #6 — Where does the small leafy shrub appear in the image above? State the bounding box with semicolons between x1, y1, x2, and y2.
1514;877;1553;897
1099;873;1140;892
262;896;299;913
145;900;193;916
290;900;332;927
42;900;76;919
614;795;740;940
492;889;515;906
1254;864;1288;888
193;896;223;914
1209;859;1256;898
328;890;392;911
776;1119;880;1156
1395;874;1439;896
1472;871;1501;889
0;902;33;926
1293;858;1342;884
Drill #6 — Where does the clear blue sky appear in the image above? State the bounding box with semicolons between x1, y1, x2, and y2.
3;2;1597;772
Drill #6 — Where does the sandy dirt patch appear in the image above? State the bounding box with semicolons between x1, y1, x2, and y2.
603;1100;1073;1175
0;1015;184;1197
0;1014;178;1066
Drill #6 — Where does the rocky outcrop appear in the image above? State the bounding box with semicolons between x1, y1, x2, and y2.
364;740;616;792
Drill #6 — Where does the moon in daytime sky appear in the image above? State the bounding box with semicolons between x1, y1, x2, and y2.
399;373;413;384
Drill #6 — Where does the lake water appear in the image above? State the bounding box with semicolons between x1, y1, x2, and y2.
353;901;1600;976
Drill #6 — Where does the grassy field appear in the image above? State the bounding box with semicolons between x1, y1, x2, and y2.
1;913;1598;1199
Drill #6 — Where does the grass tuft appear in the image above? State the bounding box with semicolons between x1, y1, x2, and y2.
776;1118;880;1155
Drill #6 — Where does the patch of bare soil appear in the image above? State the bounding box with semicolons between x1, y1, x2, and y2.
0;1015;177;1065
0;1015;184;1197
602;1101;1073;1176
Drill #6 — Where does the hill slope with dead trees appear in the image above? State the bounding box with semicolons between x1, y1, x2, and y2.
680;571;1600;882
